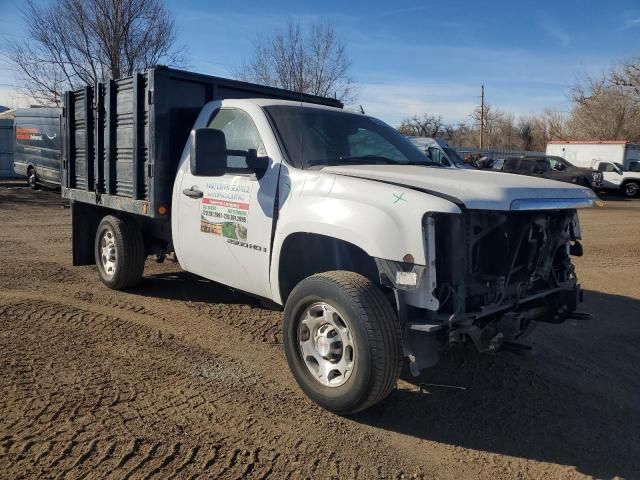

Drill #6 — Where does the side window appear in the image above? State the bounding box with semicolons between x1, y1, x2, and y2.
208;108;266;169
548;158;561;170
502;158;516;172
535;159;549;172
517;159;533;172
427;147;449;166
598;163;615;173
347;128;406;162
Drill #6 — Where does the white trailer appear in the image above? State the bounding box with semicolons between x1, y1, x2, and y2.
546;141;640;170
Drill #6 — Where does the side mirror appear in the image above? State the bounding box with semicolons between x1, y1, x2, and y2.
190;128;227;177
245;149;269;174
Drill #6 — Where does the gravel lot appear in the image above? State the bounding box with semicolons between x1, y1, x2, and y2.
1;179;638;479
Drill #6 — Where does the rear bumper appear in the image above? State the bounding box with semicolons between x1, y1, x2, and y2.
13;161;28;177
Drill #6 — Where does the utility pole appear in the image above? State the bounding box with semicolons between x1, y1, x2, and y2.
480;85;485;149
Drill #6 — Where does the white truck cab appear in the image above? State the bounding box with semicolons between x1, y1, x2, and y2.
63;69;597;414
591;160;640;197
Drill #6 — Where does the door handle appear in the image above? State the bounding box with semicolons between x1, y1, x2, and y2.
182;187;203;198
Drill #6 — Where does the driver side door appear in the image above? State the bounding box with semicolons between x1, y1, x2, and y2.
177;106;280;298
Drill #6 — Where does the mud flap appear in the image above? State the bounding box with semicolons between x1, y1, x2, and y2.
71;201;102;266
403;326;441;376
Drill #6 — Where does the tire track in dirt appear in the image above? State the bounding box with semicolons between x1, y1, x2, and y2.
0;298;423;479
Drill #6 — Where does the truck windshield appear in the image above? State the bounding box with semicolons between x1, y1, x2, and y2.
264;105;440;169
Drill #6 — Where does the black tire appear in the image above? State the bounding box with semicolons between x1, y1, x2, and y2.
623;181;639;198
283;271;402;415
27;168;39;190
94;215;145;290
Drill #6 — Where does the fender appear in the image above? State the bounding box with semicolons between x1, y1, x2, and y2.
269;170;461;303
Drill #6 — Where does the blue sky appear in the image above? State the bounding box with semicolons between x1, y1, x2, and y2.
1;0;640;125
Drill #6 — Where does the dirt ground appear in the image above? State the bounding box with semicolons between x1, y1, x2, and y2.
0;179;638;480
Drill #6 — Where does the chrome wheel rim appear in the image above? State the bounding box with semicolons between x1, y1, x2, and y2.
100;228;117;278
298;302;355;387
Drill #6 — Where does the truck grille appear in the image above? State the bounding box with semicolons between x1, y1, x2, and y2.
432;210;577;315
592;171;603;187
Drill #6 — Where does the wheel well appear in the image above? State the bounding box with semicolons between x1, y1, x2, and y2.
278;233;380;303
71;204;154;266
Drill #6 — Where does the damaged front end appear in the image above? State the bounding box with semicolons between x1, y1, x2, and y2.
399;208;586;375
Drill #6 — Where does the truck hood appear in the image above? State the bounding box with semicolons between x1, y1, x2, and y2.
323;165;597;211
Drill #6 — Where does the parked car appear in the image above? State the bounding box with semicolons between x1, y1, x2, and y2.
501;155;602;190
592;160;640;197
13;107;62;188
63;67;596;414
408;137;473;168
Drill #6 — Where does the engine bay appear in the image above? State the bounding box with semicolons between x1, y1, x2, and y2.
432;209;582;321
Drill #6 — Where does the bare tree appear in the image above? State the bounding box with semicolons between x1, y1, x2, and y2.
611;56;640;100
567;75;640;141
237;20;354;102
7;0;183;106
518;118;534;151
470;103;507;147
542;109;567;141
397;114;444;137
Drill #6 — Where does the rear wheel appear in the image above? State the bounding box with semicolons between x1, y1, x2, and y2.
623;182;639;198
94;215;145;289
27;167;39;189
283;271;402;415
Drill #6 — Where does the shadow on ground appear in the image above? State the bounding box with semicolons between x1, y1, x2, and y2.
350;289;640;479
0;182;67;206
132;270;263;307
598;191;640;202
129;270;640;478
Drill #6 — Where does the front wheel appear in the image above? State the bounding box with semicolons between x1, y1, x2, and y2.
283;271;402;415
94;215;145;290
623;182;639;198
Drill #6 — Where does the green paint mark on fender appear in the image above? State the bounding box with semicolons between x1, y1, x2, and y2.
393;192;407;204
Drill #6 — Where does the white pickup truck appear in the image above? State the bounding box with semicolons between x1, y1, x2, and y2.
591;160;640;197
63;67;596;414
